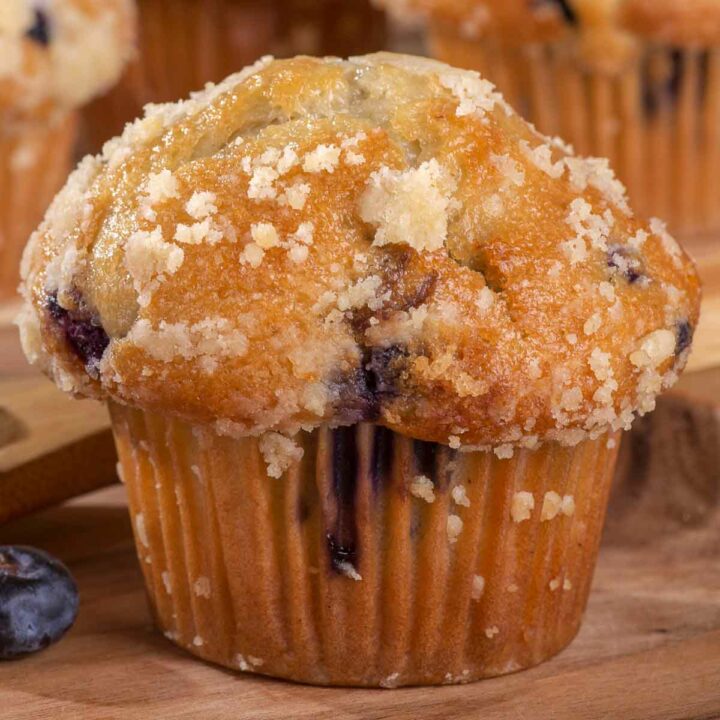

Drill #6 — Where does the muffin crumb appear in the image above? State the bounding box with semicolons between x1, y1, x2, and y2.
258;433;304;478
410;475;436;503
193;577;211;599
135;513;149;548
484;626;499;639
541;491;562;521
471;574;485;601
511;492;535;522
451;484;470;507
447;514;464;543
380;672;400;689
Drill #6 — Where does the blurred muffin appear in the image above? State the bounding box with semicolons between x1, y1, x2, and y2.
0;0;136;299
19;53;700;686
82;0;387;152
379;0;720;242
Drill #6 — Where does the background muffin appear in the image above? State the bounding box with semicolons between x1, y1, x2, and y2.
82;0;387;152
19;53;700;686
379;0;720;244
0;0;136;299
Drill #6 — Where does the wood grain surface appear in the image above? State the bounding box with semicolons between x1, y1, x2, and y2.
0;377;115;524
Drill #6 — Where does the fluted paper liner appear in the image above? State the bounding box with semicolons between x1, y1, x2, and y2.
0;114;77;300
110;402;619;687
429;26;720;240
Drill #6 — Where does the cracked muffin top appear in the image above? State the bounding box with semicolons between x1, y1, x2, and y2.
378;0;720;47
0;0;136;126
18;53;701;454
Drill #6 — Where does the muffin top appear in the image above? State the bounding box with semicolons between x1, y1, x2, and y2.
0;0;136;127
18;53;701;454
378;0;720;47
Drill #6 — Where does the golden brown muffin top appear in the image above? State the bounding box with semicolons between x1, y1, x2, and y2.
378;0;720;47
0;0;136;127
19;53;700;454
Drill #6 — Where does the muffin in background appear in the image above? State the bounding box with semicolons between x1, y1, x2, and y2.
0;0;136;300
82;0;387;152
379;0;720;243
19;53;700;686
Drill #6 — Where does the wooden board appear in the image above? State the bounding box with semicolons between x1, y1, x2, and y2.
0;376;115;524
0;477;718;719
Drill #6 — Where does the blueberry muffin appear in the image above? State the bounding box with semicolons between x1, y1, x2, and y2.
379;0;720;242
82;0;386;152
0;0;136;299
18;53;700;686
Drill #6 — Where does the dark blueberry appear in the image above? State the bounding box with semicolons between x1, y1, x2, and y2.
0;546;78;660
332;345;409;423
530;0;577;24
25;9;51;46
607;245;644;284
47;292;110;372
675;320;693;356
365;345;408;402
371;425;395;491
327;427;359;575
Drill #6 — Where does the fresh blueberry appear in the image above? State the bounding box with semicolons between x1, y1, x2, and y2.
0;546;78;660
25;9;51;46
47;292;110;372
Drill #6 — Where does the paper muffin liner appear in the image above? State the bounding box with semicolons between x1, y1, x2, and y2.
109;402;619;687
429;25;720;241
0;114;77;300
82;0;387;153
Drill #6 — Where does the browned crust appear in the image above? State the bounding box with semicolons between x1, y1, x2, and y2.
18;54;701;451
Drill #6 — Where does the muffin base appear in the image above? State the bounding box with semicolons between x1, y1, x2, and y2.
429;26;720;239
110;403;619;687
0;115;77;300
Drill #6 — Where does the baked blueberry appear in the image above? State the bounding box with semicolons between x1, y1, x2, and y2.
0;546;79;660
25;9;51;46
607;245;644;284
47;292;110;371
675;320;693;356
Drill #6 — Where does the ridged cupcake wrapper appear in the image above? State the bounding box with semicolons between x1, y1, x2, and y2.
0;115;76;300
110;402;619;687
429;26;720;239
82;0;386;153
